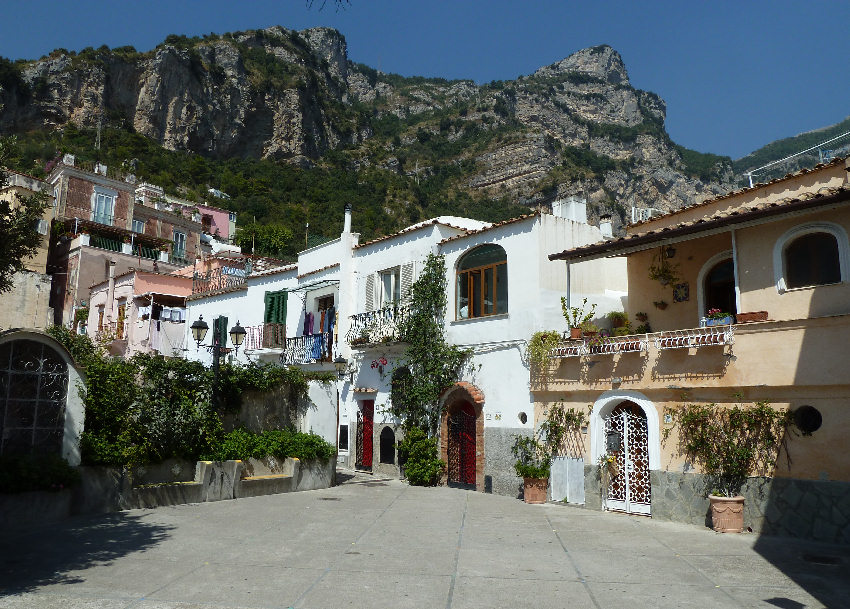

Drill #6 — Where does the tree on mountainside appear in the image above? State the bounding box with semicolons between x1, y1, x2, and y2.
0;137;50;293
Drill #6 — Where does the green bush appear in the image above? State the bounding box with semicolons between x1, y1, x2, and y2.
207;428;335;462
0;454;80;493
398;427;444;486
511;435;550;479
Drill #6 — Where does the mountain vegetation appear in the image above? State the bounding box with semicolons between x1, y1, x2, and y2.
0;27;737;258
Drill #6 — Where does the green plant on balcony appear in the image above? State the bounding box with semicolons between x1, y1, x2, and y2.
561;297;596;331
606;310;629;328
648;251;680;286
527;330;561;376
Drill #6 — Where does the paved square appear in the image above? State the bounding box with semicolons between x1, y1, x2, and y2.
1;475;848;608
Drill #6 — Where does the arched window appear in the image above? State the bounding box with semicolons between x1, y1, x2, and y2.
784;232;840;289
456;244;507;319
379;426;396;464
773;222;849;293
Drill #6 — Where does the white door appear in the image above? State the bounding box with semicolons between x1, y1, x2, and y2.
603;402;651;515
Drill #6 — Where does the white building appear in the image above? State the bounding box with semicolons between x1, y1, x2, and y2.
184;199;627;496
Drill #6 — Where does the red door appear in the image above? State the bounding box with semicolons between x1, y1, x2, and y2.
356;400;374;471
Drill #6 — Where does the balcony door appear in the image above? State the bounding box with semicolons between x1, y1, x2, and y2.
703;258;736;317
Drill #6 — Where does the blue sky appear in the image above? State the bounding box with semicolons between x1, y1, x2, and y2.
1;0;846;160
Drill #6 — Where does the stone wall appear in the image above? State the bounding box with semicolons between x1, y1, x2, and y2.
651;471;850;545
483;426;528;497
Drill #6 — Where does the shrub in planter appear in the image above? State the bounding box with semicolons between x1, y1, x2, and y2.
606;311;629;328
664;398;791;533
511;435;550;504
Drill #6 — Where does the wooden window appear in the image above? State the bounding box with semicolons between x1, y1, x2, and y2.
116;301;126;339
456;244;507;319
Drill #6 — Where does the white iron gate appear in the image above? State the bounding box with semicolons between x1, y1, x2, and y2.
603;404;651;515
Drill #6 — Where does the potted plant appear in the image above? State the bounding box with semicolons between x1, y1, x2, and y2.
580;321;599;338
648;251;680;286
511;435;550;504
735;311;768;324
635;312;649;323
606;311;629;328
703;308;734;326
528;330;561;378
664;398;791;533
561;297;596;340
653;300;668;310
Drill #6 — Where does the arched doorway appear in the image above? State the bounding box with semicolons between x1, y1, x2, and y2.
703;257;737;317
379;426;396;464
447;401;476;488
590;391;660;516
439;382;484;491
603;402;650;515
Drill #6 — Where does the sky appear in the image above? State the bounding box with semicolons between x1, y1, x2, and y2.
0;0;847;160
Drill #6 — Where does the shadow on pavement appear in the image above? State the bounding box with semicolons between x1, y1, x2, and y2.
0;511;174;594
752;534;850;608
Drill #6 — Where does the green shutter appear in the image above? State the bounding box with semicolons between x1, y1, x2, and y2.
275;291;287;324
264;291;272;323
214;316;228;346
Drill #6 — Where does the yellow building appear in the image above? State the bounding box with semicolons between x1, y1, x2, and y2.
0;171;55;330
537;157;850;543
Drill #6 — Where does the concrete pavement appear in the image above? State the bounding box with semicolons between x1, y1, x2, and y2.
1;472;848;608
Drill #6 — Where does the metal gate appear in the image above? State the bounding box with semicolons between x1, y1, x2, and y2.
447;403;476;487
0;339;68;456
355;400;373;471
603;403;650;515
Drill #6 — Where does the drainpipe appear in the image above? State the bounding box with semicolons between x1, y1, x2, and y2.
565;262;571;317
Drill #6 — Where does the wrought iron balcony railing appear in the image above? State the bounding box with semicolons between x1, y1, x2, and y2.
243;323;286;351
346;304;410;346
550;325;733;359
280;333;333;365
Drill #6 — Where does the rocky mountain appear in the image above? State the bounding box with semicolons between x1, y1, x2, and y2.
0;26;734;234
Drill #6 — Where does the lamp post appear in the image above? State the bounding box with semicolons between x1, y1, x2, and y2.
191;315;246;406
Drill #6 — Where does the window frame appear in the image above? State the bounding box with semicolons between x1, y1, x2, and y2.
773;222;849;293
455;244;508;320
91;186;117;226
172;229;187;258
379;267;401;308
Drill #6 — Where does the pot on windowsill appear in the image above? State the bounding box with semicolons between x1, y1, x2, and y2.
704;315;734;327
568;327;582;340
709;495;745;533
735;311;768;324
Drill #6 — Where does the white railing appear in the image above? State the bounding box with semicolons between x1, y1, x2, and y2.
550;325;732;359
347;304;410;346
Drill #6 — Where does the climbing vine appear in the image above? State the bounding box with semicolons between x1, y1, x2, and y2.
390;253;471;435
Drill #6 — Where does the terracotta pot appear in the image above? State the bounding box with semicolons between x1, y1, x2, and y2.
523;477;548;504
569;327;582;340
735;311;768;324
709;495;745;533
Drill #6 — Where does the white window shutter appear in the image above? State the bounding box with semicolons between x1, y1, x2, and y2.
365;273;376;312
400;261;415;302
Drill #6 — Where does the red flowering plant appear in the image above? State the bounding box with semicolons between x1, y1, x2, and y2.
706;308;731;320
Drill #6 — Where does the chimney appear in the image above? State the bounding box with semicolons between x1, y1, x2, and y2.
599;214;613;238
106;259;117;319
343;203;352;234
552;196;587;224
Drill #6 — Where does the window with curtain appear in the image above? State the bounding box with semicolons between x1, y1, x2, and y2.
456;244;507;319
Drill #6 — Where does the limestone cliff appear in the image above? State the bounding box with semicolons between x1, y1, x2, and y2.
0;29;734;227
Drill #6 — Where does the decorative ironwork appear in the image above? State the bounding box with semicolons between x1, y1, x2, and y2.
603;405;650;515
550;325;732;359
279;333;332;365
347;304;410;346
447;407;476;487
0;340;68;457
192;264;248;295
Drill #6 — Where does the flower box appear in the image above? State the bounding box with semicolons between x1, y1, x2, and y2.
735;311;768;324
703;315;734;327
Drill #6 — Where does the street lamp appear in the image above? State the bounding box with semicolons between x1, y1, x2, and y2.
333;356;349;381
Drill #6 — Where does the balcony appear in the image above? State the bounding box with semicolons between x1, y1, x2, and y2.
192;264;248;295
280;333;333;365
346;304;410;346
243;323;286;350
550;325;733;359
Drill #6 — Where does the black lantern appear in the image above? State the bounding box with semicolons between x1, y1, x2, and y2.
229;321;246;352
333;356;349;381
